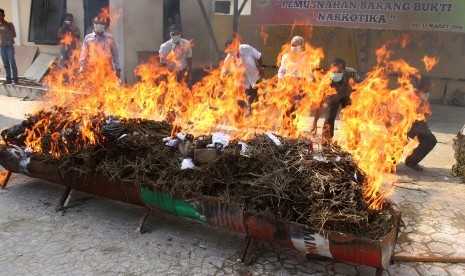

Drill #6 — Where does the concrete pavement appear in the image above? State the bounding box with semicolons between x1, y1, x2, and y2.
0;94;465;275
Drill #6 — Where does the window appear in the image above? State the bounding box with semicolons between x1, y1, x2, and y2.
28;0;67;44
215;1;231;14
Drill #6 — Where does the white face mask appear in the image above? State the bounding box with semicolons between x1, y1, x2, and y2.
64;20;72;25
171;35;181;43
94;24;105;33
291;46;301;53
331;72;344;82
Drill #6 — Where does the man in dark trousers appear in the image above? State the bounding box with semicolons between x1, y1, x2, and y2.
322;57;353;143
405;76;437;171
0;8;18;84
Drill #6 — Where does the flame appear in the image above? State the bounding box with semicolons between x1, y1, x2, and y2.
337;42;424;210
0;170;10;184
60;32;75;47
22;22;430;211
422;55;439;72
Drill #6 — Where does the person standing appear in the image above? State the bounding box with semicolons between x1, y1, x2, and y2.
322;57;353;143
221;39;264;110
0;8;18;84
57;13;80;68
159;25;192;83
79;16;120;78
277;36;314;132
277;36;313;81
404;76;437;171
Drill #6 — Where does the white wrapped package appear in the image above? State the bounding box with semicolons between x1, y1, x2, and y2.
162;137;179;147
265;132;282;147
181;158;196;170
212;132;230;147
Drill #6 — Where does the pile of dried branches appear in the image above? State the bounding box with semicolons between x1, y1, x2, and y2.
1;111;395;240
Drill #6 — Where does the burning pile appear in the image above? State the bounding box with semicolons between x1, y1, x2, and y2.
0;27;439;241
1;111;394;240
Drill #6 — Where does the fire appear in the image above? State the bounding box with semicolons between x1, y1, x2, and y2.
422;55;439;72
19;20;439;211
60;32;75;47
337;43;438;210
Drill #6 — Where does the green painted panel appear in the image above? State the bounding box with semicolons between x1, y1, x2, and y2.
140;187;206;222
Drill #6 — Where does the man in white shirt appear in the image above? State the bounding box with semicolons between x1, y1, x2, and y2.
221;39;264;111
159;25;192;83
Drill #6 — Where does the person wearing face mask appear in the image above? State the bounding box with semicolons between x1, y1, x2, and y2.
57;13;80;68
221;38;264;111
159;25;192;83
277;36;313;81
277;36;314;132
79;16;121;78
321;57;353;143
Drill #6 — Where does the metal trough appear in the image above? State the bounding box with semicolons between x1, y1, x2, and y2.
0;147;399;270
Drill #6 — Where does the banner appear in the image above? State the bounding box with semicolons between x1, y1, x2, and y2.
251;0;465;32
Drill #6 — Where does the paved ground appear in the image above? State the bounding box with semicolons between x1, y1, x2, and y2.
0;94;464;275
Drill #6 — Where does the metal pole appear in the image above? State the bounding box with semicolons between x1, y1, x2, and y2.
233;0;239;36
196;0;222;61
238;0;249;15
394;255;465;263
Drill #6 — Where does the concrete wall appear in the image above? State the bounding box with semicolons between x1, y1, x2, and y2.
110;0;163;84
181;0;215;67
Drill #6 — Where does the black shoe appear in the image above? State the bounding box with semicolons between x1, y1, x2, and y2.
13;81;19;85
3;80;12;85
405;161;424;172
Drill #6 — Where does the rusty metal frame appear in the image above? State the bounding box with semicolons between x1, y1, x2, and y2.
1;170;12;189
0;149;400;269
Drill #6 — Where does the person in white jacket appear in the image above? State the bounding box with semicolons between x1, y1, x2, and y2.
277;36;313;81
221;39;264;111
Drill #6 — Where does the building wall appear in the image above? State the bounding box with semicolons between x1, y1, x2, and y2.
110;0;163;84
181;0;215;67
0;0;84;55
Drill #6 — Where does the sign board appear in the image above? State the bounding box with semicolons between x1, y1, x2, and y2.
251;0;465;32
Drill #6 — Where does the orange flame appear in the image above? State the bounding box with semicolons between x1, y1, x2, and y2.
422;55;439;72
23;23;428;211
337;42;424;210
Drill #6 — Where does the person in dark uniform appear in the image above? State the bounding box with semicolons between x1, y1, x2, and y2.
405;76;437;171
322;57;353;143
